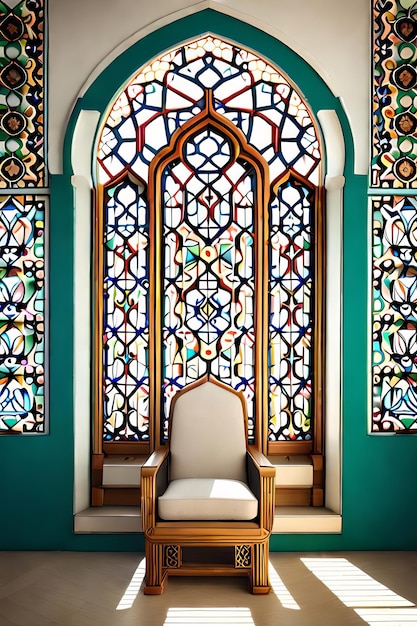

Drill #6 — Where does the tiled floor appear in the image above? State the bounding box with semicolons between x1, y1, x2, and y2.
0;551;416;626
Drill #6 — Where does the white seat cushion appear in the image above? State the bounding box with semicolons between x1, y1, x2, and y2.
158;478;258;521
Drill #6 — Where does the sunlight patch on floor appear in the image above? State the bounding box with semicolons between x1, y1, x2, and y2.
301;558;414;608
116;557;146;610
269;561;300;610
354;607;417;624
115;555;417;625
301;557;417;625
163;607;255;625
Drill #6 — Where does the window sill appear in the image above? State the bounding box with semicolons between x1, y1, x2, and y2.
73;506;342;534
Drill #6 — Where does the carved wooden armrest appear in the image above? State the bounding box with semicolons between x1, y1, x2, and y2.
246;446;275;533
247;446;275;472
142;448;169;473
141;448;169;532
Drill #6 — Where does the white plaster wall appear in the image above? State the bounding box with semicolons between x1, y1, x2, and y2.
49;0;370;176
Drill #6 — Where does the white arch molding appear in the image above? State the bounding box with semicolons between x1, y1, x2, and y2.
71;104;344;532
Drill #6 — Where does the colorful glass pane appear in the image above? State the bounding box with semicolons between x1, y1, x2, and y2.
0;1;45;188
373;0;417;188
97;36;321;444
102;179;149;442
98;36;320;188
161;128;256;440
372;195;417;432
268;178;314;441
0;195;45;433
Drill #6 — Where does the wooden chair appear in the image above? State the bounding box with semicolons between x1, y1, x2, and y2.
141;376;275;594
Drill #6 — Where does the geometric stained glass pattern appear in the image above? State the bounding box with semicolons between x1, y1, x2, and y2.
102;178;149;442
0;1;45;188
0;195;46;433
98;36;320;189
162;127;256;441
372;195;417;431
269;177;315;441
97;36;321;444
373;0;417;188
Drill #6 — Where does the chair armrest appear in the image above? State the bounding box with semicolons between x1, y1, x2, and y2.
142;448;169;473
247;445;276;473
246;446;275;533
141;448;169;532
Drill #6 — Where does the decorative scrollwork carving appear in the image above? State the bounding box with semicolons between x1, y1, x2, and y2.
164;545;181;568
235;545;251;568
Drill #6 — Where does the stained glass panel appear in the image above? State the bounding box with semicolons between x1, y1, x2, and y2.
372;195;417;431
0;1;45;188
98;36;320;188
162;128;256;440
0;195;45;433
268;177;314;441
97;36;321;445
373;0;417;188
102;179;150;442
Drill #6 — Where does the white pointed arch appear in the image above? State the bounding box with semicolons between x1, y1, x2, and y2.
70;28;344;529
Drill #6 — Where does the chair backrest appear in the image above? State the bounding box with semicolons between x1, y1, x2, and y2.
169;380;247;482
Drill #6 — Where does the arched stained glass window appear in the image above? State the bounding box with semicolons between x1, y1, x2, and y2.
95;35;323;457
97;37;320;187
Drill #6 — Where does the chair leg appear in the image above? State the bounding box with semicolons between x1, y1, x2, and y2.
144;541;167;595
250;541;270;594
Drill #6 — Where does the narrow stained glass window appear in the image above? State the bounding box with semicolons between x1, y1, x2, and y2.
0;2;47;436
372;2;417;435
0;195;45;433
269;177;315;442
102;178;149;442
372;195;417;432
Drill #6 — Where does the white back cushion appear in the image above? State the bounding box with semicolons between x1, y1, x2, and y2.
170;382;247;482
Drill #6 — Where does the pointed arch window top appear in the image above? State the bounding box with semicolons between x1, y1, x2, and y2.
97;36;321;187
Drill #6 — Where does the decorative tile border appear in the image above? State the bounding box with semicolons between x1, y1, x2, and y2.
373;0;417;188
0;1;45;188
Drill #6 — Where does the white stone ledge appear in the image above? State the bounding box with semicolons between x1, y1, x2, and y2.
272;506;342;533
102;455;148;487
74;506;342;534
101;455;315;488
74;506;142;534
267;455;313;487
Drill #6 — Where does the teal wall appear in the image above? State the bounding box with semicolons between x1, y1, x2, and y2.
1;9;416;552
